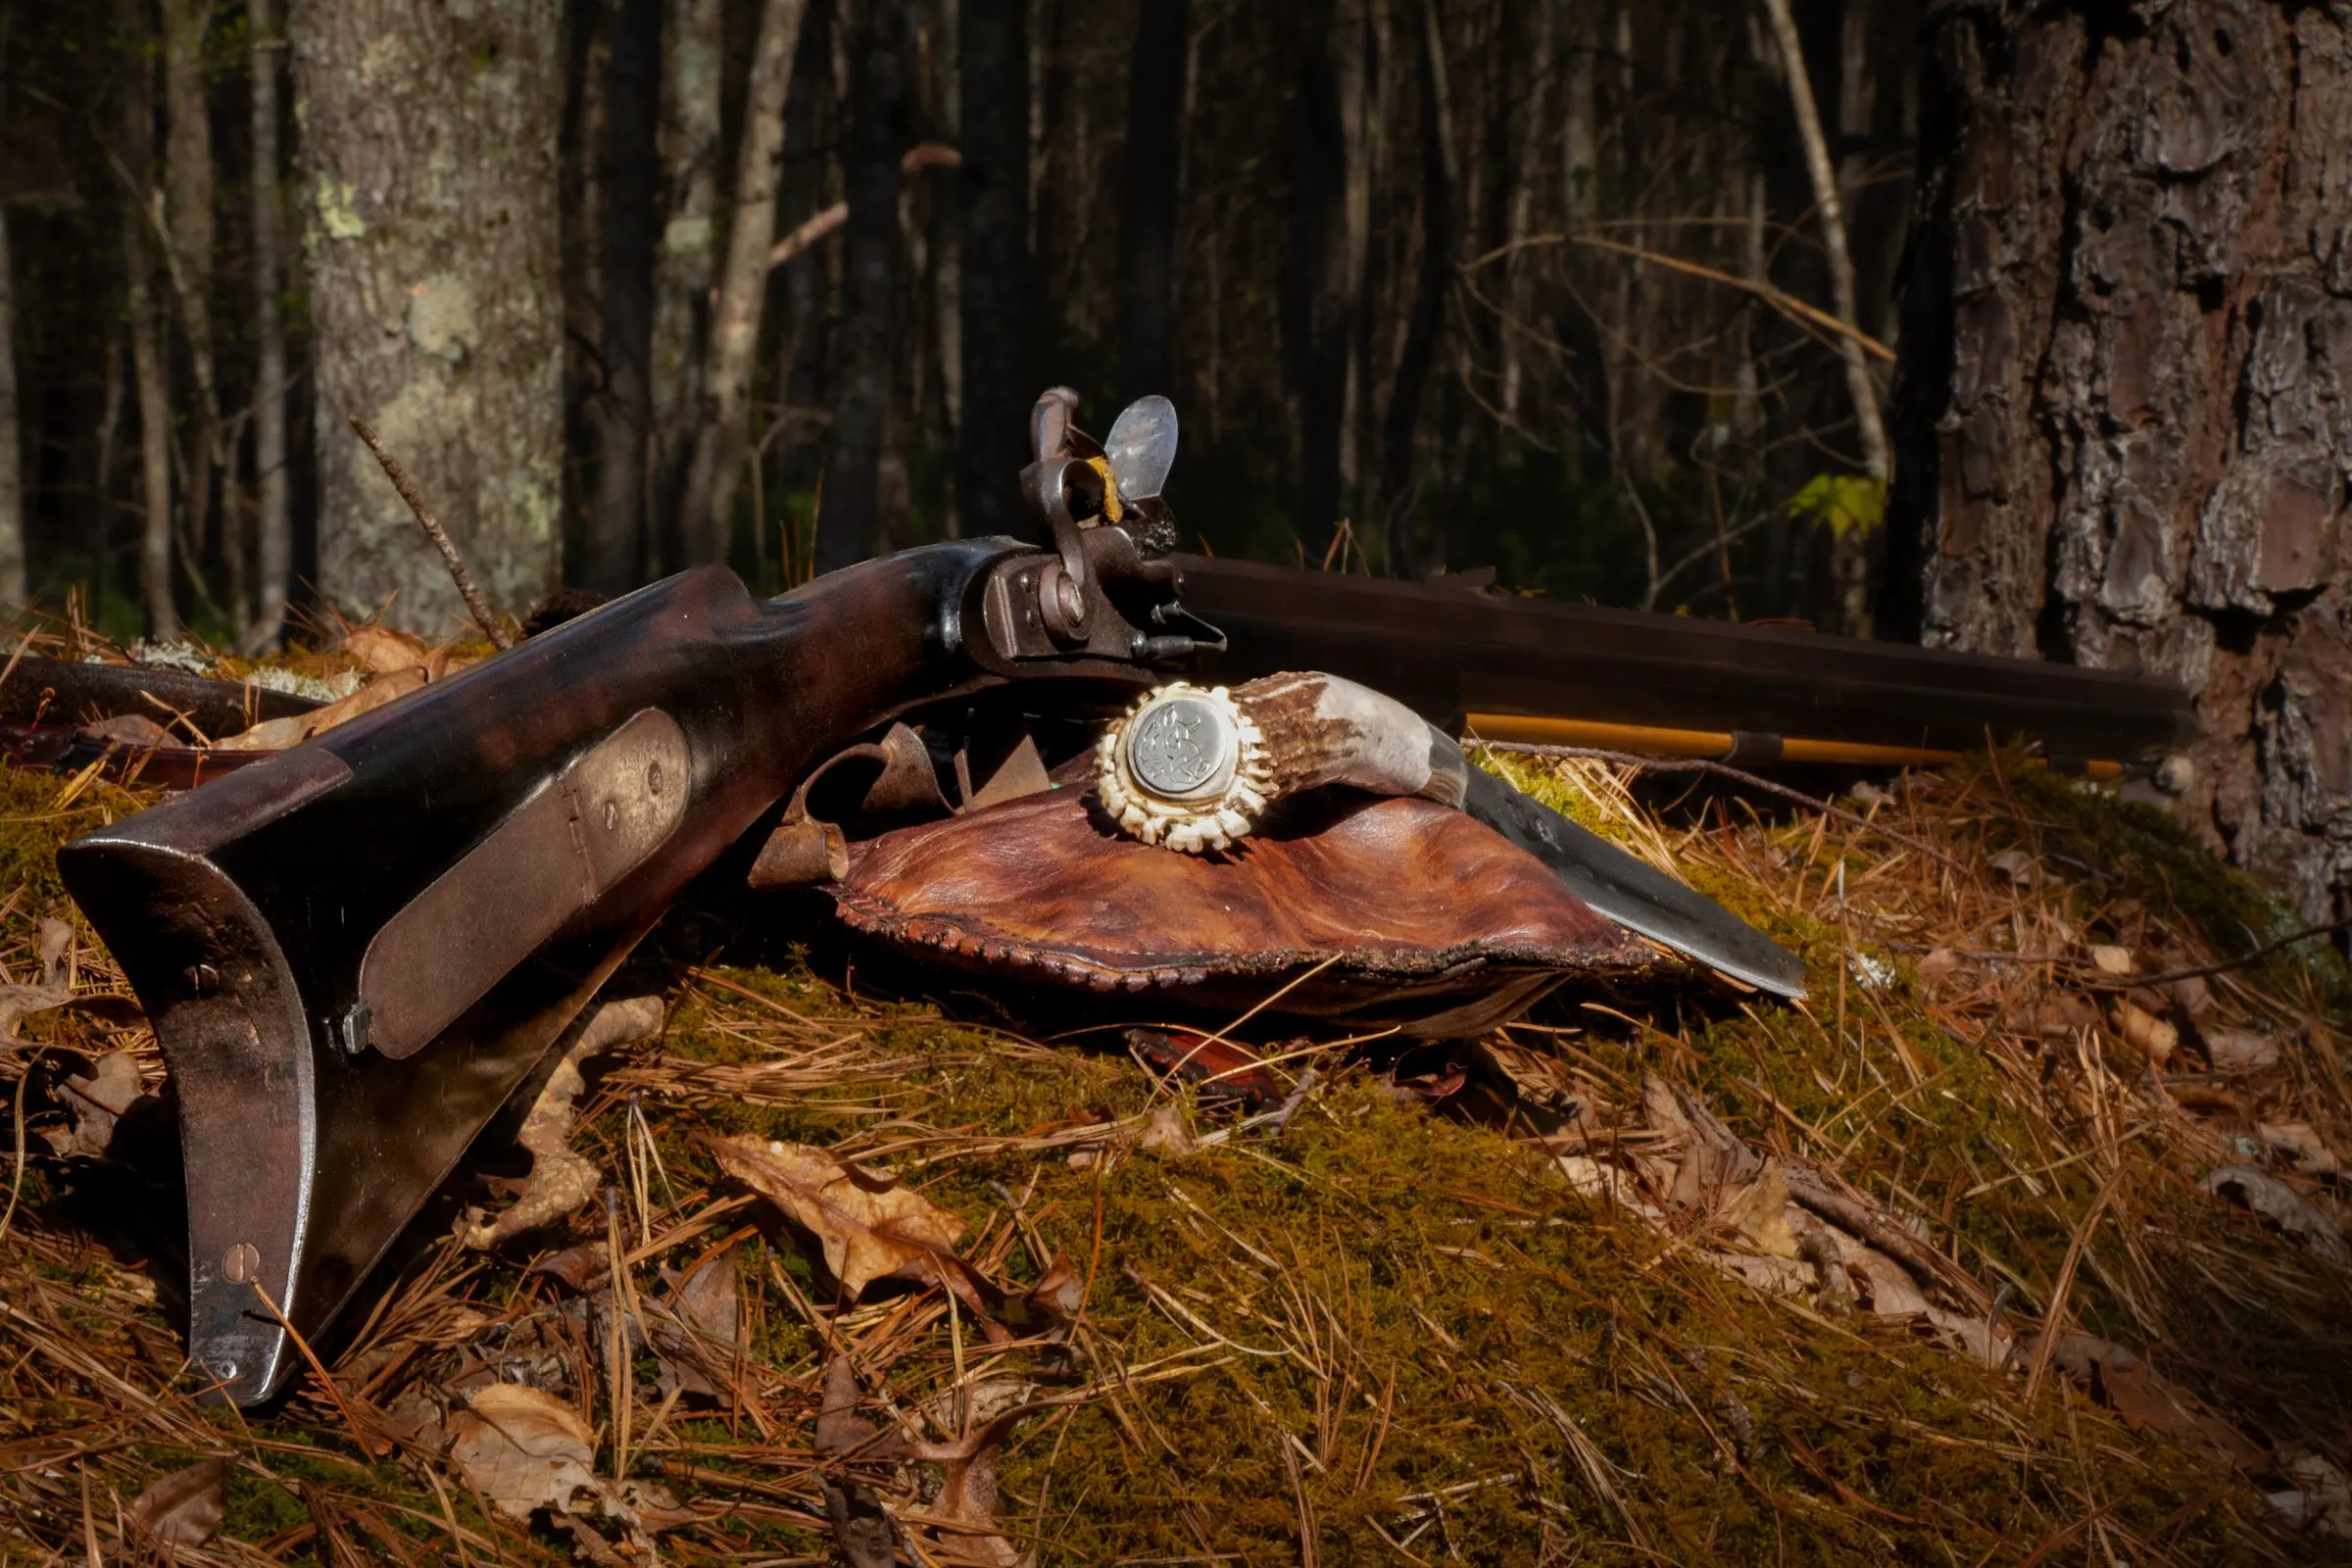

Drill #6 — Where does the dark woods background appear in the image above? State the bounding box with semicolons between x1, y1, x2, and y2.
1;0;1923;648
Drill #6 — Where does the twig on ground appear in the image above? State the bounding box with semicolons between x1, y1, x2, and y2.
346;415;514;649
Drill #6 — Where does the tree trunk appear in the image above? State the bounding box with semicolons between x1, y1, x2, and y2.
932;0;964;535
649;0;721;545
956;0;1034;539
774;0;837;516
1887;0;2352;925
0;67;24;608
162;0;220;587
585;0;663;592
290;0;563;633
245;0;292;650
676;0;804;567
1760;0;1887;486
1279;0;1349;556
1379;0;1458;577
1115;0;1187;410
815;0;915;572
119;2;178;642
1335;0;1383;509
1499;0;1552;424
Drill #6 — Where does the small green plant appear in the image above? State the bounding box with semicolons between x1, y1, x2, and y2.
1784;472;1886;538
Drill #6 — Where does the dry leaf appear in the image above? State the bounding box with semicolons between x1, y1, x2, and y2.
49;1051;142;1157
1716;1164;1799;1258
1644;1075;1761;1210
0;981;74;1047
446;1383;602;1521
1137;1103;1196;1156
2088;944;2135;975
903;1396;1046;1567
711;1136;1004;1331
1845;1246;1931;1321
81;712;174;748
217;666;428;751
126;1458;227;1546
1987;848;2038;886
2030;1332;2265;1471
2204;1026;2279;1072
1021;1252;1087;1325
2258;1120;2341;1177
822;1479;900;1568
2031;993;2098;1040
2163;968;2214;1016
462;995;663;1249
535;1242;612;1293
213;713;310;752
814;1353;891;1457
1556;1155;1666;1221
461;1053;599;1249
2112;1000;2177;1066
653;1247;741;1402
571;993;664;1054
2200;1164;2351;1265
1916;948;1964;984
2278;1450;2352;1538
344;623;431;672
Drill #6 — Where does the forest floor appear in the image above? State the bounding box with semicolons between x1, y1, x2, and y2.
1;641;2351;1563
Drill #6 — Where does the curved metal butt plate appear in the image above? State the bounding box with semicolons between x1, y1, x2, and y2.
60;841;316;1403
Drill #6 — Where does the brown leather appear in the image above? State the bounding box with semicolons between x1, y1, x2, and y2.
830;788;1657;1034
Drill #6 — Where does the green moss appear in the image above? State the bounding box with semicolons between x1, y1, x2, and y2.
1983;753;2352;1004
629;983;2286;1565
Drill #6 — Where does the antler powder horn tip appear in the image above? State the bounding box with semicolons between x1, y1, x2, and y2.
1098;672;1446;854
1096;683;1270;854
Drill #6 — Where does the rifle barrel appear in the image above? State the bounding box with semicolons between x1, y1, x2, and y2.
1175;556;2192;771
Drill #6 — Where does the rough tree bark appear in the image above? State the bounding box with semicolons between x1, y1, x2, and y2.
244;0;291;650
290;0;563;632
816;0;916;572
1887;0;2352;924
676;0;803;567
956;0;1035;539
1116;0;1188;410
584;0;663;592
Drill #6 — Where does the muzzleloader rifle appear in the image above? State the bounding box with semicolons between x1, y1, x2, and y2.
50;390;2190;1405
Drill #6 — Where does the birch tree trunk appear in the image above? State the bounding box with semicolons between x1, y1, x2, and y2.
676;0;804;567
1887;0;2352;924
290;0;563;633
1759;0;1887;484
245;0;292;649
